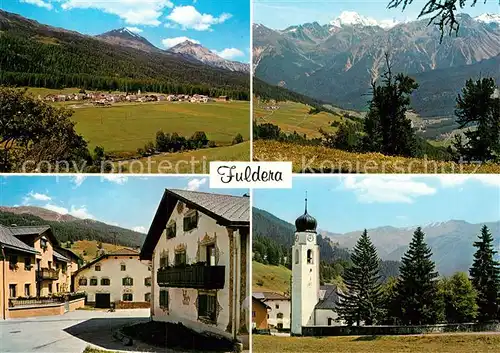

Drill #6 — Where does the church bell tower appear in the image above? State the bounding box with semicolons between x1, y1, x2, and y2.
291;193;320;336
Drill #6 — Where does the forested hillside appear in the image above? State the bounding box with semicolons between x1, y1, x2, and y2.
0;10;249;100
0;211;146;247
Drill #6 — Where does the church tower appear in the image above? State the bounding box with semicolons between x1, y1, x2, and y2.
291;194;320;336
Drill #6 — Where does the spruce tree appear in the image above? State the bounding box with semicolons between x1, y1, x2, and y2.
396;227;442;325
469;225;500;322
336;230;382;325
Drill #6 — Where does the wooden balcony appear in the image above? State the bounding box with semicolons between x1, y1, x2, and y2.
157;265;225;289
36;267;59;280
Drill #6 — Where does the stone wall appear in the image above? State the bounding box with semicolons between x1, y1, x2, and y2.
301;323;500;336
7;297;85;319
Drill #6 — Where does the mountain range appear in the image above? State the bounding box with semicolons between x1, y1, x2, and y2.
0;207;146;247
253;207;500;276
0;10;249;98
253;12;500;116
97;27;249;73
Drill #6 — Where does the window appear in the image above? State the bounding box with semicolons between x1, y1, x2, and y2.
122;293;133;301
206;245;216;266
175;251;186;266
95;265;101;271
9;284;17;298
166;222;176;239
48;283;52;293
79;277;88;286
159;290;169;308
328;318;334;326
145;293;151;302
122;277;133;286
198;293;216;322
101;278;110;286
307;249;313;264
40;238;47;250
24;284;30;297
277;323;283;329
144;277;152;286
90;277;98;286
8;255;17;270
160;251;169;267
183;211;198;232
48;261;52;269
277;312;284;319
24;257;32;271
56;283;59;292
295;249;299;264
121;264;126;271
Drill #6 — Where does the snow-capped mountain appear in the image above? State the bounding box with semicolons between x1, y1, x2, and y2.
96;27;158;52
475;13;500;24
329;11;399;29
167;41;249;73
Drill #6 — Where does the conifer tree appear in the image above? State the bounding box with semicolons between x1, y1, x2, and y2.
469;225;500;322
396;227;442;324
336;230;382;325
439;272;478;323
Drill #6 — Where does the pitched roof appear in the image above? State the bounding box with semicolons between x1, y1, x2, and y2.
140;189;250;260
315;284;340;310
0;225;39;255
74;248;140;275
252;296;271;310
53;250;71;263
0;224;60;248
253;291;290;301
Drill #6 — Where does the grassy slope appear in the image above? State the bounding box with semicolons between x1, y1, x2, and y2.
252;261;291;295
253;140;500;173
68;240;134;263
253;101;344;138
253;334;500;353
117;141;250;173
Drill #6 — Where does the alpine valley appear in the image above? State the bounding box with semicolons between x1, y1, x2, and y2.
253;11;500;118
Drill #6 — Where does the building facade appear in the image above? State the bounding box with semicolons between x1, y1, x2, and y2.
73;248;151;307
252;296;270;330
140;189;250;343
0;225;81;319
253;292;291;330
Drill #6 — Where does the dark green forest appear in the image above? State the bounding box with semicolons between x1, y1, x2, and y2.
0;10;249;100
0;211;146;247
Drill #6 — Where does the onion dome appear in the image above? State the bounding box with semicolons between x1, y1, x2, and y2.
295;194;317;233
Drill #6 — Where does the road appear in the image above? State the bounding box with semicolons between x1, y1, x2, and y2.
0;309;153;353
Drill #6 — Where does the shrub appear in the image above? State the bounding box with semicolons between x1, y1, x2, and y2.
232;133;244;145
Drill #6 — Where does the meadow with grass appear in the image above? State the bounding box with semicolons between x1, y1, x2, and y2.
253;334;500;353
252;261;291;294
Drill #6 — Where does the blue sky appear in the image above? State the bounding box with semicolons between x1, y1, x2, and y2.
253;175;500;233
0;176;247;233
253;0;500;29
2;0;250;62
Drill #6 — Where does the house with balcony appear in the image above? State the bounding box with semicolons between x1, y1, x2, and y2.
140;189;250;343
73;248;151;308
253;292;291;330
0;224;84;319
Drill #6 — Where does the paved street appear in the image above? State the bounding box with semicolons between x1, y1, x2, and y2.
0;309;152;353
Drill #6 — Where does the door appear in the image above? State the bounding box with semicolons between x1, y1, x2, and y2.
95;293;111;308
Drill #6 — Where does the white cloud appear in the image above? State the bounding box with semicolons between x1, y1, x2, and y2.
133;226;147;233
20;0;53;10
28;191;51;201
439;175;500;188
126;26;143;33
101;175;128;185
166;5;232;31
212;48;244;60
186;178;207;191
340;176;436;203
72;175;87;188
42;204;95;219
59;0;173;26
162;37;199;48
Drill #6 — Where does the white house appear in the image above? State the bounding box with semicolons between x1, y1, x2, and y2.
139;189;250;343
253;292;291;329
73;248;151;308
291;196;342;335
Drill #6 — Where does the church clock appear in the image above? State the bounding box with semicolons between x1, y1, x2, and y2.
307;234;314;242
